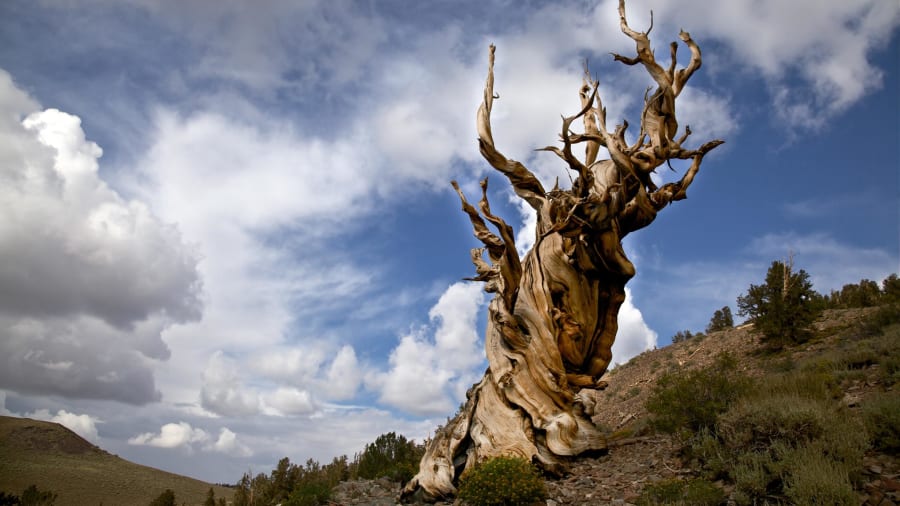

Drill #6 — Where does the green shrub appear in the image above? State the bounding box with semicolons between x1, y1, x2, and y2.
765;356;796;373
457;456;546;506
284;480;332;506
758;369;841;401
204;487;216;506
862;393;900;454
637;478;724;506
783;447;857;505
17;485;56;506
862;305;900;336
719;395;828;450
873;325;900;385
731;450;781;504
713;391;866;504
684;429;730;481
147;489;174;506
646;353;748;435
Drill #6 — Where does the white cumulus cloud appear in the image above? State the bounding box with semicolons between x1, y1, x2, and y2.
0;72;201;404
129;421;209;450
374;282;486;415
611;288;659;366
207;427;252;457
200;352;261;417
27;408;101;443
323;345;363;401
263;387;318;417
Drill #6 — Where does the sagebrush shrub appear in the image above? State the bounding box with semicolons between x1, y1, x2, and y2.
646;353;748;435
713;391;866;505
783;446;857;505
731;451;778;504
862;393;900;454
637;478;724;506
758;369;841;401
718;395;829;450
457;456;546;506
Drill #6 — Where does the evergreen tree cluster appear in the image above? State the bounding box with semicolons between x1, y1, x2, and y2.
148;487;225;506
671;329;703;343
738;264;898;348
229;432;425;506
705;306;734;333
824;274;900;309
670;263;897;349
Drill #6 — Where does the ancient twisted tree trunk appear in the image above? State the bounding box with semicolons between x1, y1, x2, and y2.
402;1;723;500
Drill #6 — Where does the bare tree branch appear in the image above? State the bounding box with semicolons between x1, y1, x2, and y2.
477;44;547;211
674;30;702;96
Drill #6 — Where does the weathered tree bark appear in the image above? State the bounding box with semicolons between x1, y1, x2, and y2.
401;1;723;500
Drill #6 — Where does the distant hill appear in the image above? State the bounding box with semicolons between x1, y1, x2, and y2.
0;416;233;506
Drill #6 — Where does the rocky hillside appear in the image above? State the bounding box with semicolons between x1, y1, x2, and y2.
332;307;900;505
590;308;878;432
0;416;233;505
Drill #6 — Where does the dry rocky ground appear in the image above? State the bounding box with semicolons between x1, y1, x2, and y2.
328;308;899;505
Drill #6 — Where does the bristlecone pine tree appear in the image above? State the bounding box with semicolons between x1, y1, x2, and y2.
401;0;724;500
737;260;820;347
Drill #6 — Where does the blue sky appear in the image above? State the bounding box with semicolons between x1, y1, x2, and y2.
0;0;897;484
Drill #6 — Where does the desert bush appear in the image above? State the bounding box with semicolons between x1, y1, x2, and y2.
783;446;857;505
756;369;841;402
730;449;781;504
637;478;724;506
457;456;546;506
862;393;900;454
712;391;866;505
646;353;748;435
723;393;865;459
